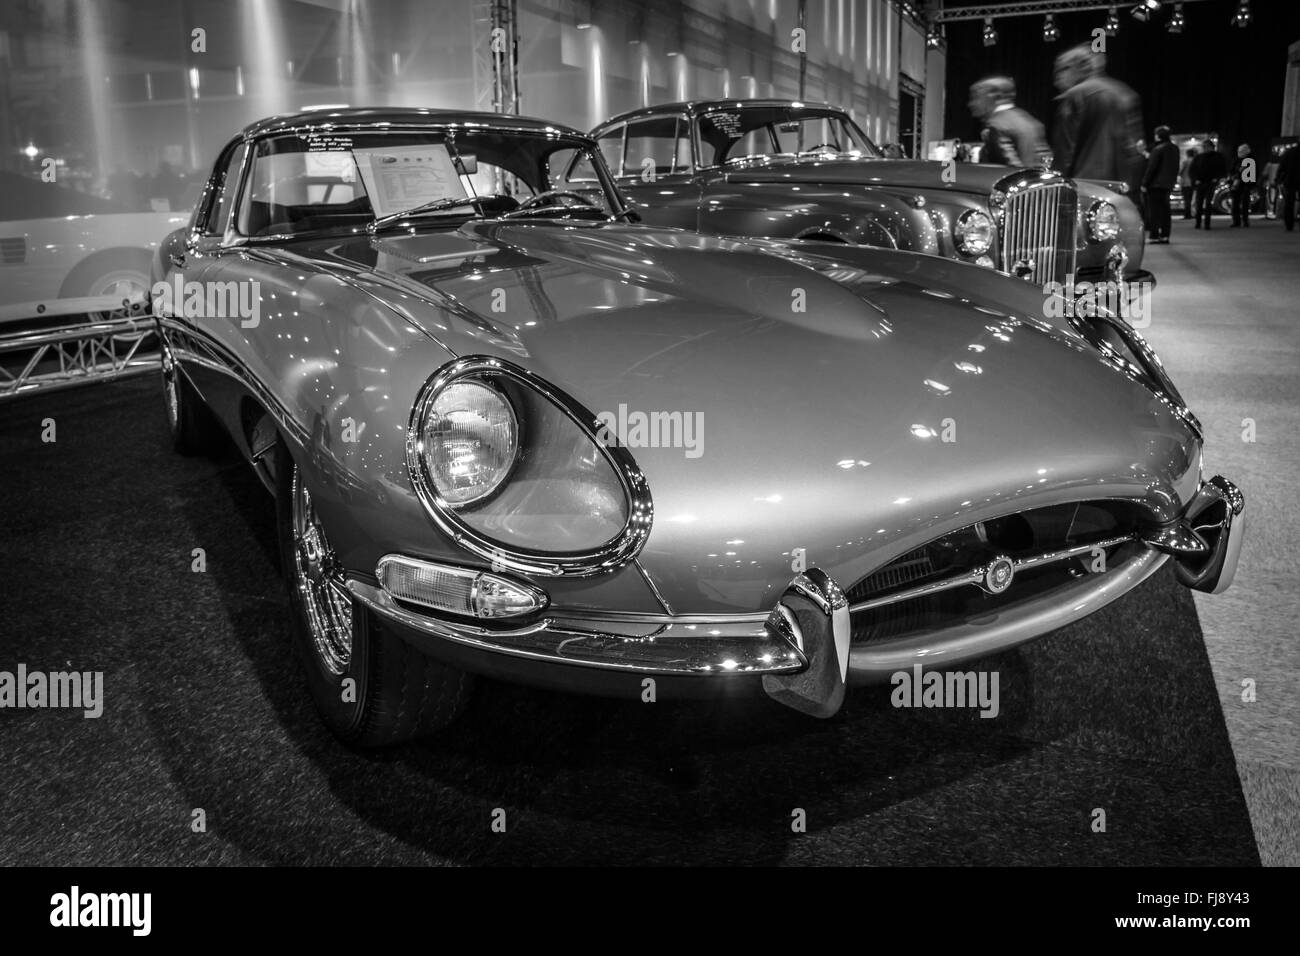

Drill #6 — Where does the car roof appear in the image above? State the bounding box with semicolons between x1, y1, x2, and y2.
595;98;841;130
237;107;588;140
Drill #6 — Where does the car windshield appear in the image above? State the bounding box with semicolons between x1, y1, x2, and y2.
696;107;880;166
234;128;621;239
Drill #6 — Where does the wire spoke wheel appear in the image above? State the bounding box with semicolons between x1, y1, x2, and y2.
290;468;352;675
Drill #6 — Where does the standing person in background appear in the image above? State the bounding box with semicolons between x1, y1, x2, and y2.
968;76;1051;168
1231;144;1254;228
1190;140;1227;229
1052;44;1145;205
1277;143;1299;233
1143;126;1179;244
1178;148;1195;219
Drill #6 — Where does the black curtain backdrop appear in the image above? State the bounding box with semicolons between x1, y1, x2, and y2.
942;0;1300;158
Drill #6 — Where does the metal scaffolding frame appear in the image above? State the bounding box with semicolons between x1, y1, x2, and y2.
934;0;1218;23
471;0;520;115
0;316;160;402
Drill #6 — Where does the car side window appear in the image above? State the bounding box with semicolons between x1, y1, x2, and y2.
200;142;249;238
595;126;625;177
624;116;691;178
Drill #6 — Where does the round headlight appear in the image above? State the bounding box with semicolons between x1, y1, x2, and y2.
1088;200;1120;242
954;209;994;256
419;379;518;506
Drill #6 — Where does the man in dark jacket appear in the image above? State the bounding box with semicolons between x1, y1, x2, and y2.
1278;143;1300;232
1143;126;1179;243
1052;45;1145;199
1230;144;1254;227
1189;140;1228;229
969;76;1051;167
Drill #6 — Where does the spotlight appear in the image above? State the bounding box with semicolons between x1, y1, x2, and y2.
926;24;942;49
1043;13;1060;42
982;17;997;47
1105;6;1121;35
1167;2;1184;33
1232;0;1251;27
1131;1;1160;23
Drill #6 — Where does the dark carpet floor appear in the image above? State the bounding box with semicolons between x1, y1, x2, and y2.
0;377;1260;865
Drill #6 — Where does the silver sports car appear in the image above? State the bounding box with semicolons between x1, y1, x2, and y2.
152;108;1243;744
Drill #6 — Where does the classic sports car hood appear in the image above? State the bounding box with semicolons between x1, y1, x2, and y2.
726;158;1011;196
305;223;1199;613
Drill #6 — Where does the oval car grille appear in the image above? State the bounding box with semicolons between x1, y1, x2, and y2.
847;501;1142;645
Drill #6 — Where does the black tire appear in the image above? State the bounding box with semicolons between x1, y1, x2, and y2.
161;341;221;456
273;441;473;746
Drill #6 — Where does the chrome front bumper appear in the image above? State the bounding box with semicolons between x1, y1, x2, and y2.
351;475;1244;718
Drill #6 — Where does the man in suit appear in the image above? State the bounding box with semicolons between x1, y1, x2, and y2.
1052;44;1145;200
1143;126;1179;243
1189;140;1228;229
968;76;1051;167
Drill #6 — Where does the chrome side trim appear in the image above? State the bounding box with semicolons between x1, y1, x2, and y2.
848;534;1135;614
347;578;805;677
405;355;654;578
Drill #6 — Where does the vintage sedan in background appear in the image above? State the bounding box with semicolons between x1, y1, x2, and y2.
0;170;194;324
590;99;1150;292
154;107;1240;745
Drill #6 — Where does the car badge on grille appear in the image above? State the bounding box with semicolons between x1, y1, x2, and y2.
983;555;1016;594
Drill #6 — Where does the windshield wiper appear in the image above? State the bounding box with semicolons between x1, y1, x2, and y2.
368;194;510;232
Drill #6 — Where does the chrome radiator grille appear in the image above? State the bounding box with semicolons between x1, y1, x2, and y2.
1000;183;1077;286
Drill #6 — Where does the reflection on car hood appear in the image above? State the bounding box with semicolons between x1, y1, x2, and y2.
300;223;1198;612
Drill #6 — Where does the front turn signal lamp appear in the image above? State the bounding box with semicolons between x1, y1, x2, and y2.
376;554;548;619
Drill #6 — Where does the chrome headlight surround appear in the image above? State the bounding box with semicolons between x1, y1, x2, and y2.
954;208;994;256
1086;199;1121;242
406;355;654;577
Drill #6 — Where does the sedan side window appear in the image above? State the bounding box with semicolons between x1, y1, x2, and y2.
624;116;691;179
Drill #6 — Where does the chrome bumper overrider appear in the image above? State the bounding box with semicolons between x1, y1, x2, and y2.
351;476;1244;718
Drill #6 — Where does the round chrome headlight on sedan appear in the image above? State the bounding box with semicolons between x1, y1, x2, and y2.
1087;200;1121;242
415;379;518;506
954;209;994;256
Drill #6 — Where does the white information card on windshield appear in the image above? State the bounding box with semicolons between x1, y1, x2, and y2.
352;145;466;220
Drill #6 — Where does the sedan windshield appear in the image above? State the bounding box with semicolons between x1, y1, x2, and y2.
697;107;880;166
234;128;622;239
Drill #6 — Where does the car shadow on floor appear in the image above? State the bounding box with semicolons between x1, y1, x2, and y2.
143;421;1251;866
